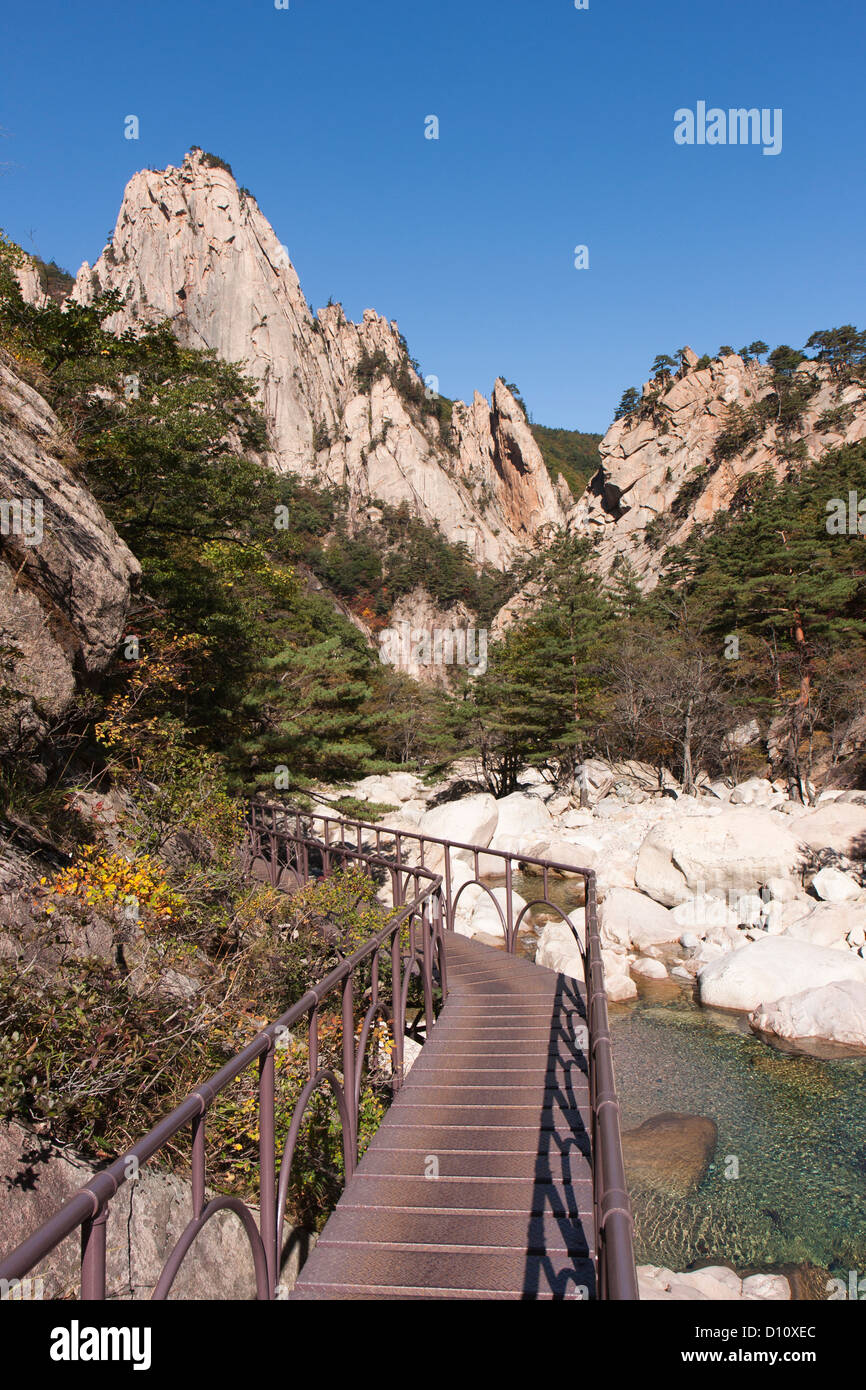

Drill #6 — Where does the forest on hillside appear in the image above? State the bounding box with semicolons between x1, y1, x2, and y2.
3;231;866;825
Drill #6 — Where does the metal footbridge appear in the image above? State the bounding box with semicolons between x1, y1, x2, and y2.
0;801;637;1300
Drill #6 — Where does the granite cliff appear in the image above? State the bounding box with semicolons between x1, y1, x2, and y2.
573;346;866;588
0;350;140;749
72;149;565;569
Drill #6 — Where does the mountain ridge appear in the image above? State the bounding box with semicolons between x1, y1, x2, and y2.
69;148;567;570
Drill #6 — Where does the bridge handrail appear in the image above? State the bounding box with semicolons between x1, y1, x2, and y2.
0;836;444;1299
245;798;639;1300
0;799;638;1300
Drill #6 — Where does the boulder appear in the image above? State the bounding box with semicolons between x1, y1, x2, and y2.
521;836;591;878
698;935;866;1012
621;1113;717;1196
635;809;800;907
605;971;639;1003
0;1121;311;1299
352;772;420;804
601;887;680;951
811;865;861;903
796;803;866;856
729;777;776;806
749;980;866;1050
784;902;866;950
638;1265;790;1301
535;920;584;979
488;791;552;846
418;793;498;854
468;885;529;939
631;957;668;980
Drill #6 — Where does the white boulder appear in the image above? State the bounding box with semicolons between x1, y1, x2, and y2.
811;865;861;903
535;919;584;978
749;980;866;1049
602;948;638;1001
796;803;866;855
637;1264;790;1301
698;935;866;1012
468;885;529;939
352;772;421;804
488;791;552;846
635;809;800;907
419;793;499;854
601;887;680;952
784;902;866;951
729;777;776;806
631;957;668;980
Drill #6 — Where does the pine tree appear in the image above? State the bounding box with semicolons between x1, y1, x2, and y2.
237;633;384;793
662;443;866;797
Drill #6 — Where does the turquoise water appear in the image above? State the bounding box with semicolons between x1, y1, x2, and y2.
512;872;866;1283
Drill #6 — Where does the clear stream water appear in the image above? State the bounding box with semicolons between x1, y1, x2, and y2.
512;872;866;1285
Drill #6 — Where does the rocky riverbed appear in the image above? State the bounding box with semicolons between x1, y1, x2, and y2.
343;760;866;1054
336;760;866;1298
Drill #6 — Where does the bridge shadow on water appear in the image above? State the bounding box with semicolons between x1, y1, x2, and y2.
522;973;596;1300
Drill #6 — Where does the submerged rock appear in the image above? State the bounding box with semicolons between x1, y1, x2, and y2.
621;1112;717;1197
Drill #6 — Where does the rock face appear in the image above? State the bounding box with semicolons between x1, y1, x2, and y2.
0;351;140;744
73;149;565;569
14;258;49;309
0;1121;311;1299
572;350;866;588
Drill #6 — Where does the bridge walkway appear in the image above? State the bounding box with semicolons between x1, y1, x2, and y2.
291;932;595;1300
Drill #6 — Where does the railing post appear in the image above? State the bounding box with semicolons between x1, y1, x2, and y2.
421;899;435;1036
259;1047;277;1296
505;856;515;953
80;1206;108;1300
191;1110;206;1218
390;928;405;1089
341;974;357;1174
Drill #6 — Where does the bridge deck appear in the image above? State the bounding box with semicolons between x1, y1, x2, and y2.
291;933;596;1300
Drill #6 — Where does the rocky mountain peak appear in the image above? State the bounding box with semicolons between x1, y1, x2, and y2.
72;150;565;568
573;348;866;588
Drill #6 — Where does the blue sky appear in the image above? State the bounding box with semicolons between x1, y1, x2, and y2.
1;0;864;432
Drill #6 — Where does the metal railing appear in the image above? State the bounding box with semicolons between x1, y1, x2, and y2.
245;799;637;1299
0;797;638;1300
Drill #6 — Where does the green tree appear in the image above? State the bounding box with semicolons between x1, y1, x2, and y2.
805;325;866;376
237;630;384;794
614;387;641;420
661;444;866;799
457;536;612;792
